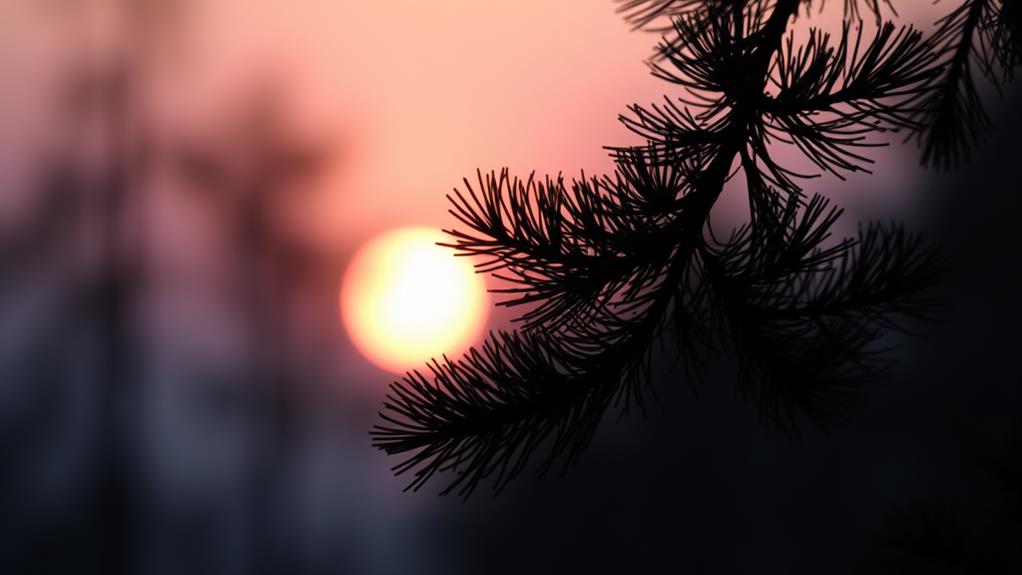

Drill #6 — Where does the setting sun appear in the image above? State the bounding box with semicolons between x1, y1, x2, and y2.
340;227;489;373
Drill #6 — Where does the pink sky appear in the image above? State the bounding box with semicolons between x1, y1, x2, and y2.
154;0;952;244
175;0;667;243
0;1;957;369
2;0;951;243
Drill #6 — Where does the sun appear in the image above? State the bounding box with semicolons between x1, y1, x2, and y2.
340;226;489;373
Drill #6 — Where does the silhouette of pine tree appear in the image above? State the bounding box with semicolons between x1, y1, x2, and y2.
2;2;335;572
372;1;1018;498
0;16;151;575
41;2;181;571
915;0;1020;170
175;87;334;575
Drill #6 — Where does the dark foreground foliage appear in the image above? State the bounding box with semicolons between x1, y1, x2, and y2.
373;0;1018;498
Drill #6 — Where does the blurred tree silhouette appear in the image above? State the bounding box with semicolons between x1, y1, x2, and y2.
1;1;337;573
175;86;335;575
373;0;1019;497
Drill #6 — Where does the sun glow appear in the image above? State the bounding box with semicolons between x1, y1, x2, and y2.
340;227;489;373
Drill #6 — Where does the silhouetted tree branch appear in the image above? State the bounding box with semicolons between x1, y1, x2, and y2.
372;0;1014;497
916;0;1018;169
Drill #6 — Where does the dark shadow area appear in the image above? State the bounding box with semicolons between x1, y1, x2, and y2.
441;90;1022;575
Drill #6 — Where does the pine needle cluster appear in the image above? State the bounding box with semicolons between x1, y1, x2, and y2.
372;0;1018;498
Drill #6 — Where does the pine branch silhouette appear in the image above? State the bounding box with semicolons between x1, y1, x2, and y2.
616;0;894;31
372;1;1016;498
915;0;1019;170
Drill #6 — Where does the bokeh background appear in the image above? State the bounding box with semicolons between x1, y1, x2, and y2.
1;1;1019;573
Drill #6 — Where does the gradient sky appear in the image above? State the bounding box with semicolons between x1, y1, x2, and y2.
180;0;668;243
0;0;957;375
180;0;949;239
2;1;951;243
